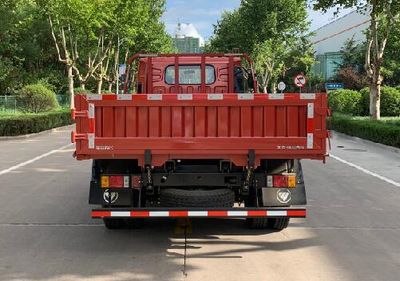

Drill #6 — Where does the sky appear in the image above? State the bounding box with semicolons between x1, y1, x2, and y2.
162;0;355;42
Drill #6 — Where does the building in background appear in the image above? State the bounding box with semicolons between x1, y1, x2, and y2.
173;23;204;53
312;10;370;80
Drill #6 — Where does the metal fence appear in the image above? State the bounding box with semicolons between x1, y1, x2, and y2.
0;96;17;113
56;95;70;107
0;95;70;113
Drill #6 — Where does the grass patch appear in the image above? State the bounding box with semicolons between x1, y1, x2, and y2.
0;109;73;136
329;113;400;148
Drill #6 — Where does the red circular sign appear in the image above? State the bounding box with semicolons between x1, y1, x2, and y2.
294;75;307;88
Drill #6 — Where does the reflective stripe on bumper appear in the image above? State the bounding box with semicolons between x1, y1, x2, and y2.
92;208;306;218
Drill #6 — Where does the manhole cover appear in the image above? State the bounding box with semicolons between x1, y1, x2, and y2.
343;148;367;152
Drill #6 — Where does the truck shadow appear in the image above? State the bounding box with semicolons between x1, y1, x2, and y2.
1;219;318;281
165;218;319;259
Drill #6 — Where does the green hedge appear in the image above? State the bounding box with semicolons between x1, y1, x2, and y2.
329;114;400;148
328;89;363;116
17;83;59;113
0;110;73;136
329;87;400;116
360;87;400;117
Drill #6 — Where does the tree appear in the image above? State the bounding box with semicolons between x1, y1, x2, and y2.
206;10;243;53
338;36;365;69
313;0;400;120
37;0;172;106
334;37;368;90
92;0;173;94
382;20;400;86
40;0;118;107
208;0;313;93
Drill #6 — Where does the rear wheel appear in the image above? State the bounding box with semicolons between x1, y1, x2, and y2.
246;217;269;229
246;216;290;231
245;185;270;229
268;218;290;230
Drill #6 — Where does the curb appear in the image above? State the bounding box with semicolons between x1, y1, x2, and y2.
331;130;400;154
0;125;74;141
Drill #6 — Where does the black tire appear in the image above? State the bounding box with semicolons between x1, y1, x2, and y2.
268;218;290;230
160;188;235;207
246;218;269;229
103;218;124;229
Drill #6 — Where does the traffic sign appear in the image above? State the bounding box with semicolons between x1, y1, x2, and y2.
277;81;286;92
294;74;307;88
325;82;344;90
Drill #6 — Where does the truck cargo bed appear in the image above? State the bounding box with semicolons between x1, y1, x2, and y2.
72;93;328;167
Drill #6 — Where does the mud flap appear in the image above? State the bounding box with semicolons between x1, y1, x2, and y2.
260;160;307;206
89;181;134;206
261;183;306;206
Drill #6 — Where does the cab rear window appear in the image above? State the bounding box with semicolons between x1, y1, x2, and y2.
165;65;215;85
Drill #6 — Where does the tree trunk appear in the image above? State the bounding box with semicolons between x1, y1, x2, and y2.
97;79;103;95
80;83;86;90
369;82;381;120
271;81;277;94
262;74;270;94
67;65;75;108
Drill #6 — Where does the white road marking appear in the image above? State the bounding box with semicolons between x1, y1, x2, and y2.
0;143;73;176
330;154;400;187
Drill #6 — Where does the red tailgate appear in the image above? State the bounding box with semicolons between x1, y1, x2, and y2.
72;93;328;167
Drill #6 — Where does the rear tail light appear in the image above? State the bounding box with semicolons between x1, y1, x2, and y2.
109;176;123;188
101;176;109;188
131;176;141;189
287;174;296;188
101;175;130;188
267;173;296;188
273;175;287;187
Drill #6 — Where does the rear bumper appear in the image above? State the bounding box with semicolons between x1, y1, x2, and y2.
92;207;306;219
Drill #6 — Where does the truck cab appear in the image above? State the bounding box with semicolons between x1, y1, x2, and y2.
126;53;257;95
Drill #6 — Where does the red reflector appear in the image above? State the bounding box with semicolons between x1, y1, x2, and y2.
287;210;307;217
170;211;188;217
109;176;124;188
307;118;314;132
92;211;111;218
130;211;150;217
208;211;228;217
273;175;288;187
131;176;141;189
248;210;267;217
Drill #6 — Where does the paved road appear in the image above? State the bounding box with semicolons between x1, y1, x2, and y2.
1;128;400;281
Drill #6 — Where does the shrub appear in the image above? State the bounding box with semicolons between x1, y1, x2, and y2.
0;110;73;136
328;89;363;115
360;86;400;117
329;113;400;148
335;66;368;91
74;87;92;94
101;89;114;94
17;83;59;113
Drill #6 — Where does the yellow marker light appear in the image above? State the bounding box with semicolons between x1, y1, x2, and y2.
287;174;296;188
101;176;109;188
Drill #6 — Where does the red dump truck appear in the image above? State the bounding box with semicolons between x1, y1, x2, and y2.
72;53;329;230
